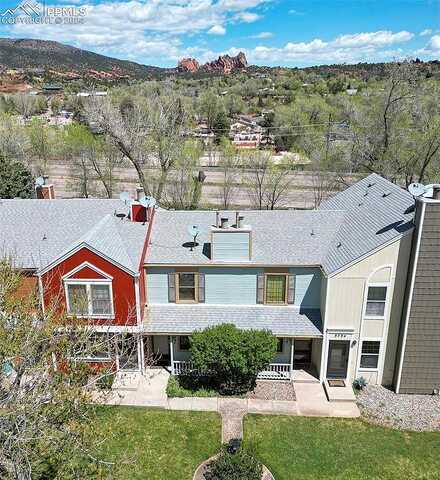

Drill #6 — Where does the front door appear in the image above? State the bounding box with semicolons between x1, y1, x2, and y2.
152;336;170;366
326;340;350;379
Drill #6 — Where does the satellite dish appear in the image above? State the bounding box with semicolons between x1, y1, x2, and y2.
423;184;436;198
408;183;426;198
35;176;45;187
147;197;157;208
119;191;130;203
139;197;149;208
187;225;201;238
187;225;201;252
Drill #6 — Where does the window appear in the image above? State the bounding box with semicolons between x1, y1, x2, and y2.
265;275;287;304
365;286;387;317
67;284;88;315
276;338;283;353
66;282;113;317
72;333;112;360
360;341;380;369
179;336;191;351
177;273;197;302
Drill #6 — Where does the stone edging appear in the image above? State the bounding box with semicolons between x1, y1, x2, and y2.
193;454;275;480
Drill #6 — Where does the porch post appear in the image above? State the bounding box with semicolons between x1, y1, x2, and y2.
289;338;294;381
169;335;175;375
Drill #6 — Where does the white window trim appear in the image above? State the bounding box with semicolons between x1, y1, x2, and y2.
363;282;389;320
357;338;382;372
64;279;115;319
62;261;113;281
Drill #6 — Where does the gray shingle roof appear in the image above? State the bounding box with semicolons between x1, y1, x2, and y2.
147;210;345;267
320;173;415;274
0;199;147;273
144;304;322;336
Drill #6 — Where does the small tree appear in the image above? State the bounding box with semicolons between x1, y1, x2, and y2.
190;324;277;395
0;155;34;198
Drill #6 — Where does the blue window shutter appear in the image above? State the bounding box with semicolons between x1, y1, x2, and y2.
257;274;264;304
287;274;295;304
198;273;205;303
168;272;176;303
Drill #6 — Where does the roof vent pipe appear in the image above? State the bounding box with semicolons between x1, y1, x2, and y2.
220;217;229;229
135;186;144;201
237;216;245;228
216;211;220;228
433;186;440;200
235;211;239;227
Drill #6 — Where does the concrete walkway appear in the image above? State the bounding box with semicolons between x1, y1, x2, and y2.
95;369;360;420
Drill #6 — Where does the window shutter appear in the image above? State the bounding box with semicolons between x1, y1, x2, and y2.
256;274;265;304
287;274;295;304
198;273;205;303
168;272;176;303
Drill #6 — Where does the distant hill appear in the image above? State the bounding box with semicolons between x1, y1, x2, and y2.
0;38;169;79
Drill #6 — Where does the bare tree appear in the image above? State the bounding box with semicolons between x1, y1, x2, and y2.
0;259;150;479
84;92;187;203
217;139;241;209
162;140;204;209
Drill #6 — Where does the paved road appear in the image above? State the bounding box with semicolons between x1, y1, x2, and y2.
42;159;357;210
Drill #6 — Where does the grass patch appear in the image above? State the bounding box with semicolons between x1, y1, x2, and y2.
166;375;219;398
244;415;440;480
94;406;221;480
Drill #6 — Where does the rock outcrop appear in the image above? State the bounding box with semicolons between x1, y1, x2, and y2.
176;52;247;74
203;52;247;73
177;57;200;73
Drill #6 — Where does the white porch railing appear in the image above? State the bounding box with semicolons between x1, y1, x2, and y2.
257;363;291;380
172;361;291;380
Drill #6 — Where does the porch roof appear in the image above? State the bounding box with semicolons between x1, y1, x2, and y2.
143;304;322;337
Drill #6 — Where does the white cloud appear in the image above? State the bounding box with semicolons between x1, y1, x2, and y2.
250;31;273;39
233;11;261;22
420;29;433;37
288;9;303;15
429;34;440;50
208;24;226;35
231;29;415;65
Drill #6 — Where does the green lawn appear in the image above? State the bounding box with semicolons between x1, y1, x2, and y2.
95;407;221;480
244;415;440;480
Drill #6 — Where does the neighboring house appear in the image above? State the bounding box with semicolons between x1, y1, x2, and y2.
229;116;264;148
0;174;439;395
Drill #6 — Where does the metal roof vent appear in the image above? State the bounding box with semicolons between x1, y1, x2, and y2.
336;241;342;248
382;191;392;198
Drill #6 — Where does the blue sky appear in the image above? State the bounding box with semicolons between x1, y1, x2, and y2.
0;0;439;67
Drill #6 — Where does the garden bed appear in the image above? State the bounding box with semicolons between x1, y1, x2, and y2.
167;375;295;400
357;385;440;431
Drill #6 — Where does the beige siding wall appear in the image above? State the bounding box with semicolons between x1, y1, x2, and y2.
324;234;412;385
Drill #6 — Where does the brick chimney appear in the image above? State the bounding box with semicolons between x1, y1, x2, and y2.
35;176;55;199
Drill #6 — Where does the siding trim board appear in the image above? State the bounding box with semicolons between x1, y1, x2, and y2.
395;201;425;393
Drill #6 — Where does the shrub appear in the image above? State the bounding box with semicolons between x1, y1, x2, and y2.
166;375;217;398
96;369;115;390
190;324;277;395
204;445;263;480
353;376;368;391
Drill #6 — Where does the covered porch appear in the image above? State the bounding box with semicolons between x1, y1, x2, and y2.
145;334;322;382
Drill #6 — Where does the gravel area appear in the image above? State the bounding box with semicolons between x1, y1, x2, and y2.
357;385;440;431
246;380;296;401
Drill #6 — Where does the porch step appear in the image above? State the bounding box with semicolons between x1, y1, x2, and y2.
324;380;356;403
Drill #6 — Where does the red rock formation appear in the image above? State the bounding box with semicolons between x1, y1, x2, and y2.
203;52;247;74
176;52;247;74
178;58;200;73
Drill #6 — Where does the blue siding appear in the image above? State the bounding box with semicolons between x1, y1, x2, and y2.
146;266;321;307
147;267;173;304
201;267;263;305
291;267;321;308
212;231;250;261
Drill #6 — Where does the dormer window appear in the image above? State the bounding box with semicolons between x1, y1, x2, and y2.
65;281;113;317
